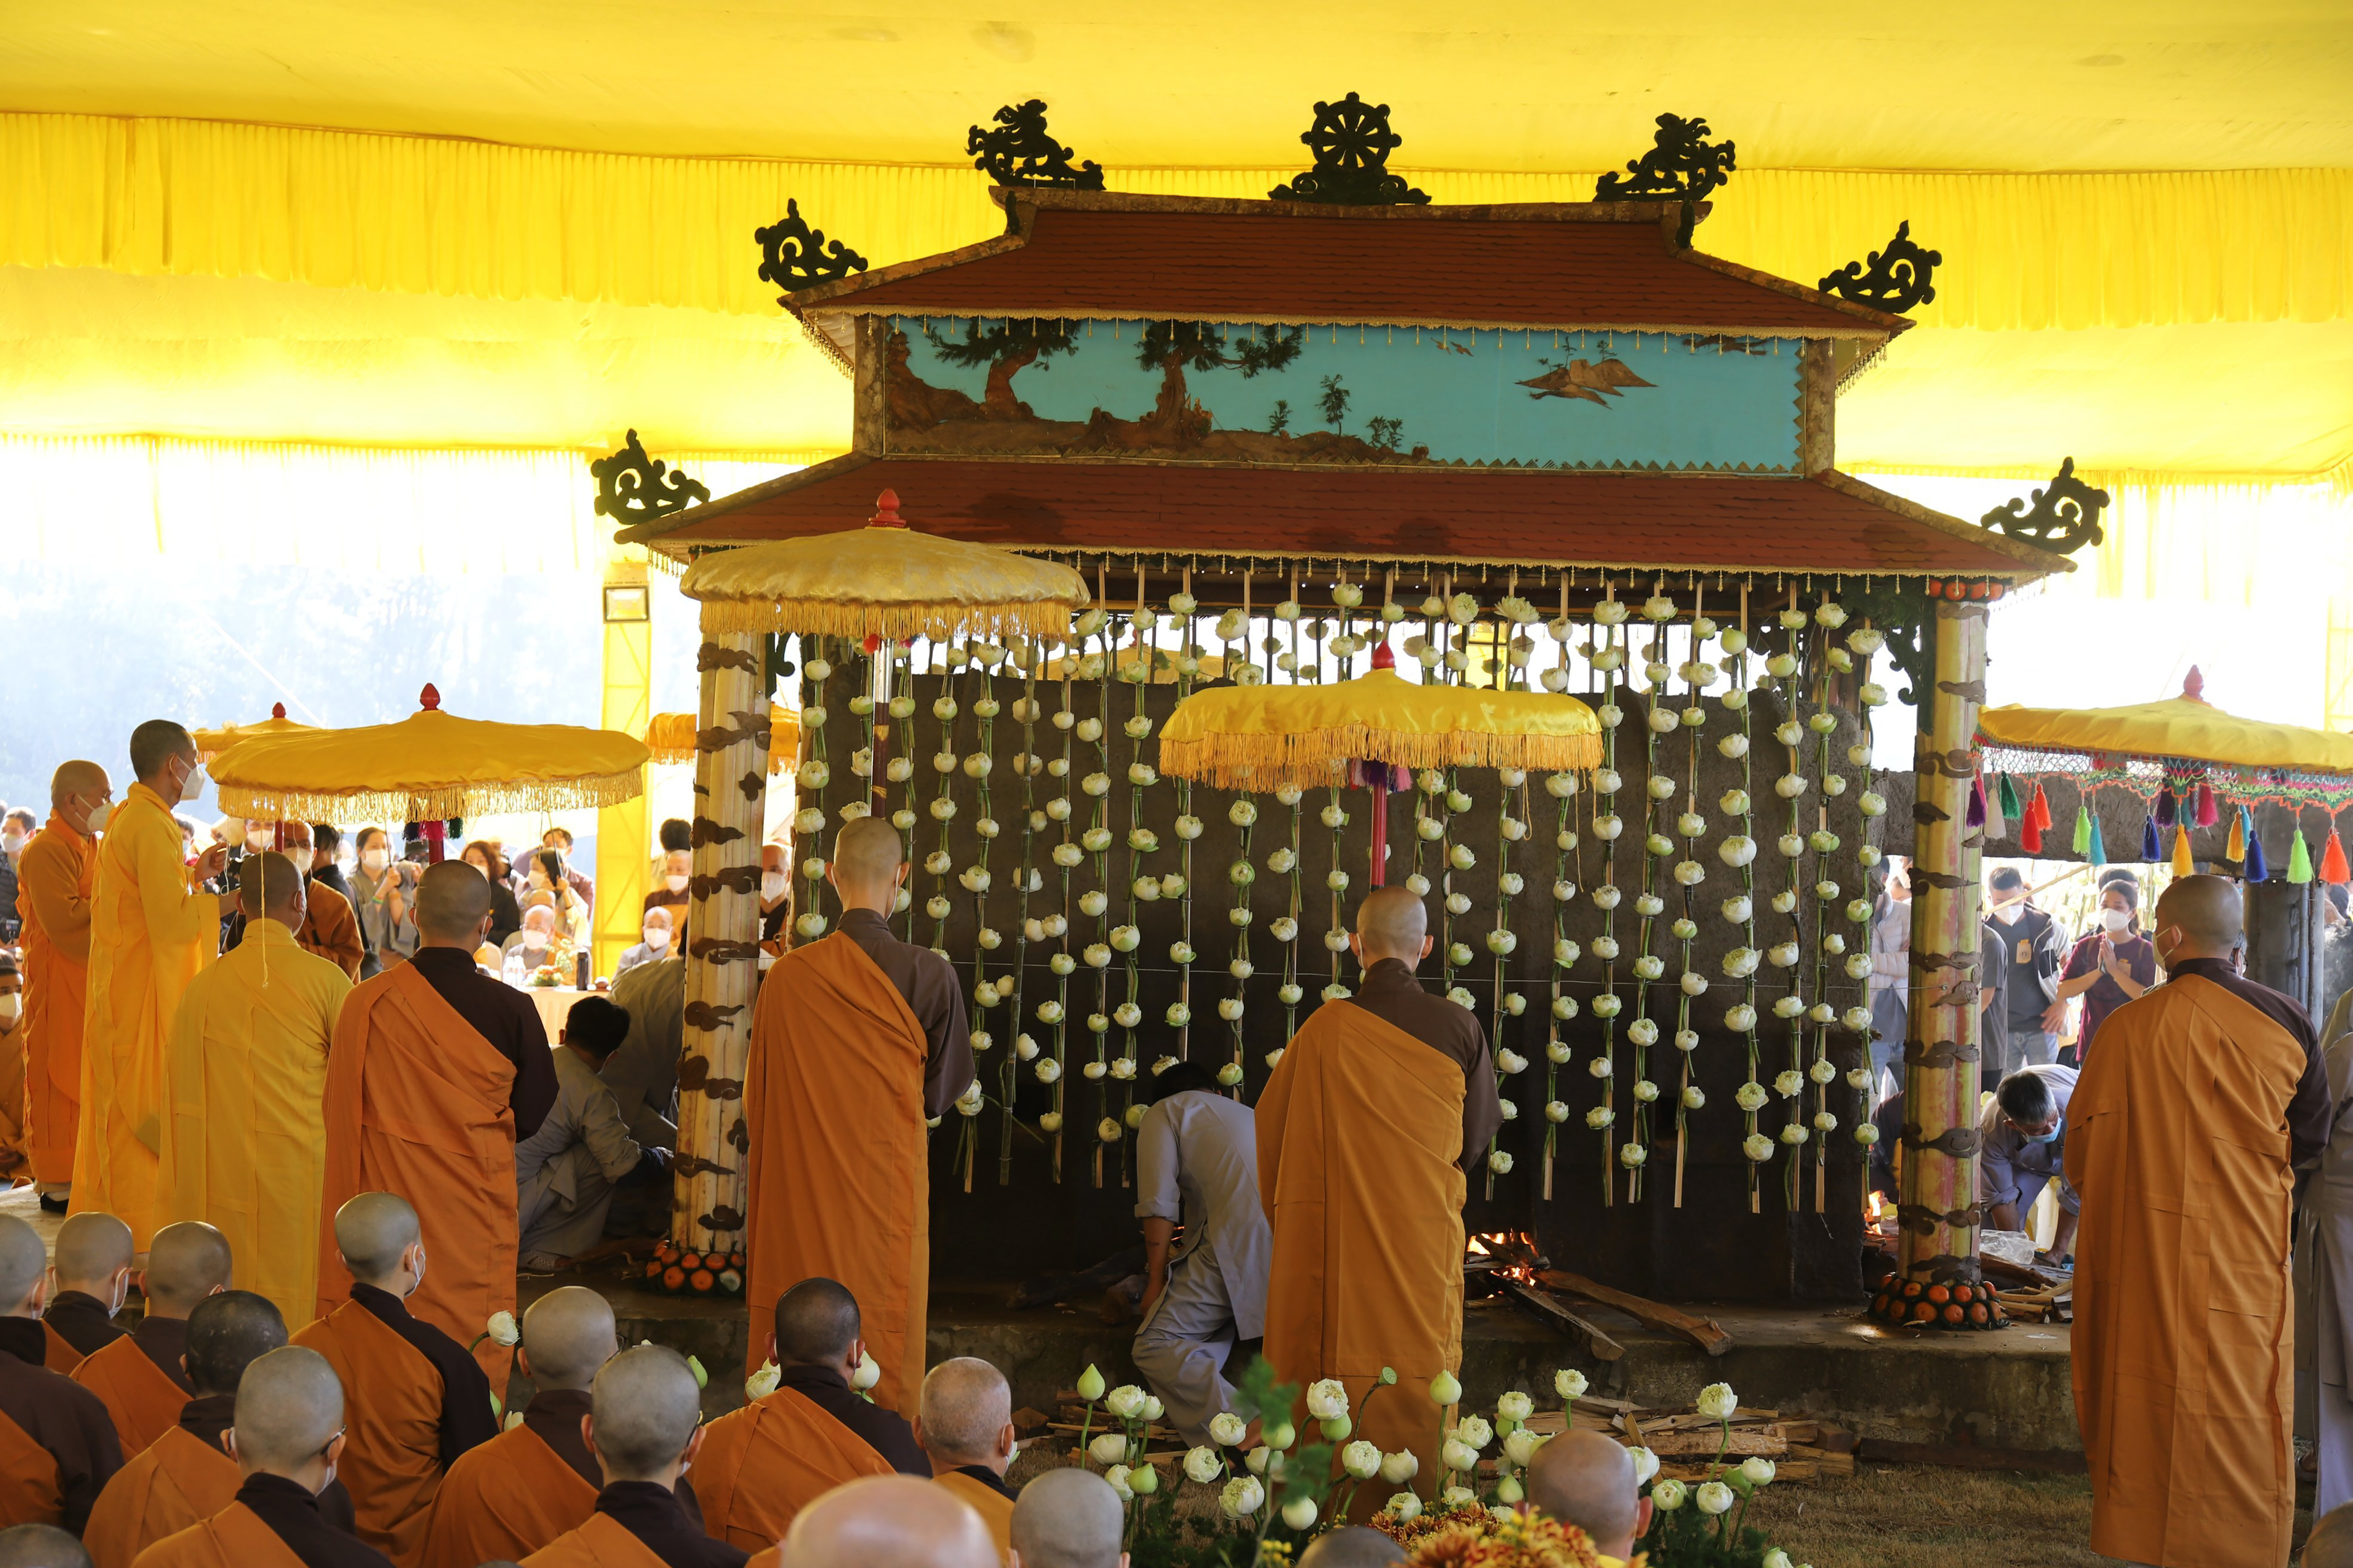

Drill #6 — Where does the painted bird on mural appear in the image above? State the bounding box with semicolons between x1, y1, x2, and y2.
1515;358;1656;405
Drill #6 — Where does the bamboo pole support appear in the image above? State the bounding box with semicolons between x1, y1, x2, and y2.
1897;597;1989;1290
674;623;766;1250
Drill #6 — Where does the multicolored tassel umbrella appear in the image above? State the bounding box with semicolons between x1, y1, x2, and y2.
190;703;314;763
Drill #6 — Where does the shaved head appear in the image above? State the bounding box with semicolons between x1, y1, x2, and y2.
49;762;107;813
832;816;905;881
0;1524;91;1568
145;1222;234;1316
237;851;306;921
1353;886;1431;966
333;1192;420;1283
1297;1527;1407;1567
522;1287;618;1390
1009;1468;1124;1568
2154;873;2244;960
416;860;493;943
1526;1431;1641;1555
782;1475;997;1568
232;1346;344;1474
129;720;196;784
917;1358;1010;1466
53;1213;133;1293
184;1291;289;1398
0;1218;47;1313
774;1278;861;1368
588;1345;703;1482
2307;1503;2353;1568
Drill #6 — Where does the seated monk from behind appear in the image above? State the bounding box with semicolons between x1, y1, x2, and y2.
693;1279;928;1550
84;1291;357;1568
775;1476;994;1568
0;1524;90;1568
74;1222;232;1455
0;1214;121;1531
291;1194;497;1566
915;1360;1016;1564
520;1346;741;1568
1008;1469;1128;1568
43;1214;133;1372
1523;1431;1652;1568
135;1346;391;1568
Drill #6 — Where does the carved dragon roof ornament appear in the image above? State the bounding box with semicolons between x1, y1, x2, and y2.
1594;112;1737;247
591;431;709;530
1818;220;1944;314
753;200;869;304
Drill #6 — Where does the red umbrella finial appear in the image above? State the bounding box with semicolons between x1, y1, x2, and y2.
2183;666;2206;703
271;702;287;720
1371;641;1397;671
420;684;442;712
871;490;905;528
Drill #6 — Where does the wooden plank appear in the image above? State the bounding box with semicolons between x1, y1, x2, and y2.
1537;1270;1736;1357
1641;1429;1788;1458
1857;1439;2086;1475
1503;1282;1625;1361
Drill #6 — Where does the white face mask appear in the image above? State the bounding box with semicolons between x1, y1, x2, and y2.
0;833;23;856
643;926;672;950
0;994;19;1025
761;871;789;901
1991;901;2022;925
360;848;390;873
245;827;272;851
2100;906;2134;933
664;873;690;894
522;926;552;948
528;871;552;891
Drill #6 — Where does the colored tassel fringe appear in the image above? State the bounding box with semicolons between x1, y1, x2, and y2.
2088;816;2107;867
2227;806;2248;863
1997;774;2022;821
2139;815;2160;862
2021;808;2044;855
2289;832;2315;884
2194;783;2219;828
2323;832;2352;887
2170;826;2194;878
1966;776;1988;828
2073;806;2093;855
2029;784;2054;833
2246;832;2269;882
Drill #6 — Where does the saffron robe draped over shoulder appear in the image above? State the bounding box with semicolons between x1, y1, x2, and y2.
72;1334;189;1456
1257;999;1466;1507
317;960;518;1384
520;1511;666;1568
690;1388;894;1550
744;934;930;1418
19;813;96;1185
85;1427;240;1568
130;1500;308;1568
2066;973;2308;1568
0;1403;66;1526
292;1300;448;1566
931;1472;1013;1564
161;920;349;1328
416;1420;595;1568
78;785;216;1244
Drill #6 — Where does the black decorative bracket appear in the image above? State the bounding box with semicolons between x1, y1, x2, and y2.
966;100;1105;190
1818;220;1943;314
1269;93;1430;207
591;431;709;529
753;200;869;304
1594;112;1736;247
1980;457;2111;556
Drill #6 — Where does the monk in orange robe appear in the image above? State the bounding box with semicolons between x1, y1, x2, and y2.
316;861;556;1383
74;1223;231;1456
2068;875;2330;1568
132;1344;392;1568
693;1280;928;1549
293;1194;499;1567
744;817;971;1416
77;723;231;1251
770;1476;995;1568
0;957;31;1186
19;760;112;1207
1257;888;1501;1509
913;1358;1016;1564
419;1287;621;1568
0;1213;122;1531
44;1213;133;1373
519;1346;739;1568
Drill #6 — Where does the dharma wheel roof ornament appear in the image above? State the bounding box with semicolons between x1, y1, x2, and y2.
1269;92;1431;207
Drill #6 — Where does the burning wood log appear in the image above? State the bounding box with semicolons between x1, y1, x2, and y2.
1500;1280;1625;1361
1538;1269;1736;1356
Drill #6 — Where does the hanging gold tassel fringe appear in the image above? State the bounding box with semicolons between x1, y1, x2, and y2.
697;596;1079;644
217;769;646;825
1161;727;1603;791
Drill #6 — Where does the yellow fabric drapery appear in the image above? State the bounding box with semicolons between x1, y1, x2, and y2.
645;707;801;774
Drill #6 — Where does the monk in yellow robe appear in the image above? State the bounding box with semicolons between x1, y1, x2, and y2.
160;853;350;1328
914;1359;1016;1564
520;1346;735;1568
694;1280;927;1549
77;723;229;1249
0;958;30;1186
744;816;971;1416
771;1477;995;1568
133;1344;393;1568
1257;888;1501;1509
44;1213;133;1373
316;861;555;1383
2068;875;2330;1568
73;1223;231;1457
19;760;111;1206
0;1213;123;1532
293;1194;499;1567
419;1287;618;1568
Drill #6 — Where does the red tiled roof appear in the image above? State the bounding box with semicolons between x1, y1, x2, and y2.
629;456;2065;581
789;192;1906;344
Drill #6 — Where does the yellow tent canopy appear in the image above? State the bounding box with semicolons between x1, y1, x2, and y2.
645;706;801;774
190;703;313;763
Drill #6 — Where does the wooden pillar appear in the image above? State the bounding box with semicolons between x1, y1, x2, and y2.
675;623;765;1250
1897;597;1989;1290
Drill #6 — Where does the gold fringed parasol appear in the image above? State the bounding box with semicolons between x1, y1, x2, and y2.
645;706;802;774
211;684;651;826
679;488;1088;641
1979;668;2353;784
191;703;314;763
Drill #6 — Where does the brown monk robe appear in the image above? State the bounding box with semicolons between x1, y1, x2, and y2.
293;1195;498;1567
315;862;556;1385
744;817;971;1416
2068;875;2331;1568
1257;889;1498;1515
131;1345;391;1568
914;1359;1018;1565
74;1224;232;1456
86;1292;359;1568
520;1347;743;1568
694;1280;928;1550
0;959;31;1185
0;1213;122;1530
20;761;112;1200
44;1214;134;1373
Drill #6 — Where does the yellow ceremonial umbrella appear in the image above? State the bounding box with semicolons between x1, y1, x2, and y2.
1160;645;1602;883
190;703;314;762
645;706;803;775
210;684;651;860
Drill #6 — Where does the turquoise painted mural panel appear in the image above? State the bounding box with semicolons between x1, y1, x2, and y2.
882;315;1800;472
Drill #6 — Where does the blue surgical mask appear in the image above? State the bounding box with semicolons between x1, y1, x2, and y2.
2024;1120;2063;1145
